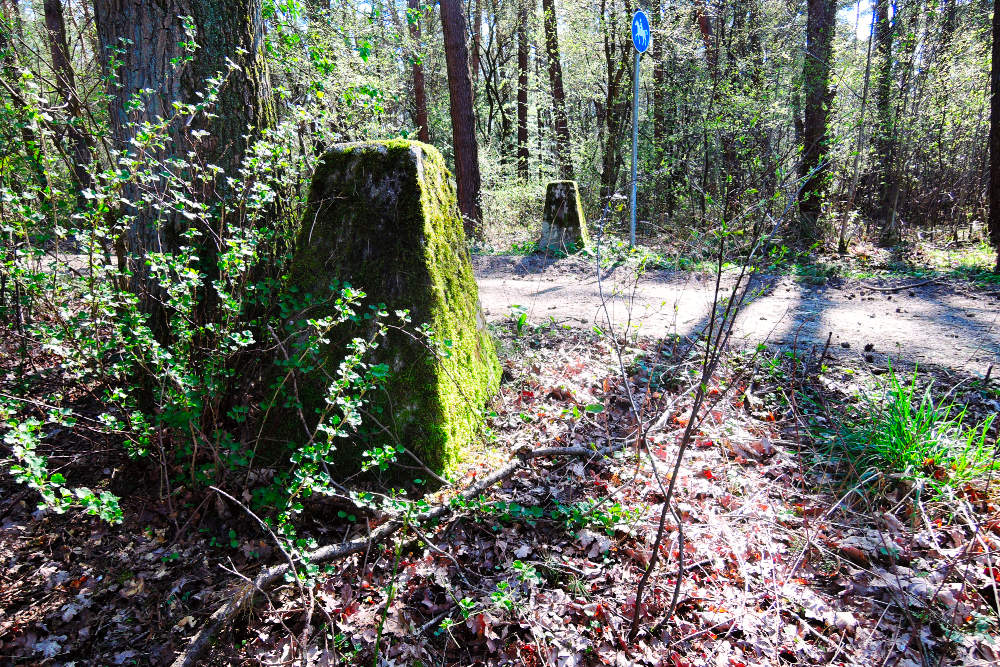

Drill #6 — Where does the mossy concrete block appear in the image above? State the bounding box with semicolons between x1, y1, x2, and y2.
538;180;589;252
279;139;500;475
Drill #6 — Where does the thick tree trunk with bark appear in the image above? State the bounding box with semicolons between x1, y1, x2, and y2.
94;0;275;335
95;0;275;254
542;0;573;180
440;0;483;235
990;0;1000;270
43;0;93;203
517;0;529;181
798;0;835;239
409;0;430;143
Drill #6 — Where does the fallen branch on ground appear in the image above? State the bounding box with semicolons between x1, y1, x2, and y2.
170;440;627;667
859;278;937;292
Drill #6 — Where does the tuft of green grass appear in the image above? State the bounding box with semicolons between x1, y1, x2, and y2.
509;240;539;255
834;368;997;494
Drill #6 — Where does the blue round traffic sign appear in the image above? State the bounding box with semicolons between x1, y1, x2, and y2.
631;10;651;53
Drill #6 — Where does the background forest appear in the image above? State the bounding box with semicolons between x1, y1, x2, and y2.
2;0;995;254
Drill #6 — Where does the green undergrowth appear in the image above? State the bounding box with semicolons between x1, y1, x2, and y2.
813;367;998;497
592;237;738;273
475;229;742;274
486;235;739;273
449;494;643;536
773;241;1000;287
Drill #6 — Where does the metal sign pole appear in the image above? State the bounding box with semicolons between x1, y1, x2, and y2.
629;9;649;249
630;49;640;249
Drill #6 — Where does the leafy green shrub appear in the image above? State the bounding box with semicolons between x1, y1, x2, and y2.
0;55;442;578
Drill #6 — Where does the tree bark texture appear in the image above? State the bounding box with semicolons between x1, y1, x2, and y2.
408;0;430;143
516;0;529;181
990;0;1000;269
798;0;835;239
542;0;573;180
872;0;895;233
43;0;93;202
440;0;483;236
94;0;275;336
471;0;481;83
652;0;665;143
95;0;275;254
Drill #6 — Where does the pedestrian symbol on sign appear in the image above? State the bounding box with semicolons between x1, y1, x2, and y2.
631;10;650;53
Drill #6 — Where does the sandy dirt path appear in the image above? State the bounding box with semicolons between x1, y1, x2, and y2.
473;254;1000;377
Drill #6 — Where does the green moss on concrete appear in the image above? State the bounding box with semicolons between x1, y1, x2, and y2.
273;140;499;477
539;180;589;252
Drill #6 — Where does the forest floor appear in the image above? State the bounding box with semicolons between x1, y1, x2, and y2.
2;248;999;666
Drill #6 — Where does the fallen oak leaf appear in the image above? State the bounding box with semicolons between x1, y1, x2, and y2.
174;615;197;631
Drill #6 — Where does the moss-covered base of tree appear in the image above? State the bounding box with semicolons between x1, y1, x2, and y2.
262;140;499;480
538;180;589;252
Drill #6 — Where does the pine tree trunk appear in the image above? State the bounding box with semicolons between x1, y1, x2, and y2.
990;0;1000;271
839;3;876;253
440;0;483;236
872;0;896;239
43;0;93;204
541;0;573;180
471;0;482;84
798;0;835;239
652;0;665;143
409;0;430;143
517;0;530;182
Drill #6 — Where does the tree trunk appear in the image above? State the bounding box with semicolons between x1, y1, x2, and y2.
942;0;956;39
471;0;482;84
652;0;665;143
440;0;483;236
43;0;93;204
94;0;276;332
96;0;275;246
409;0;430;143
598;0;628;199
0;0;50;208
695;0;716;70
798;0;835;239
517;0;530;181
990;0;1000;270
872;0;896;240
541;0;573;180
535;44;546;180
839;2;876;253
